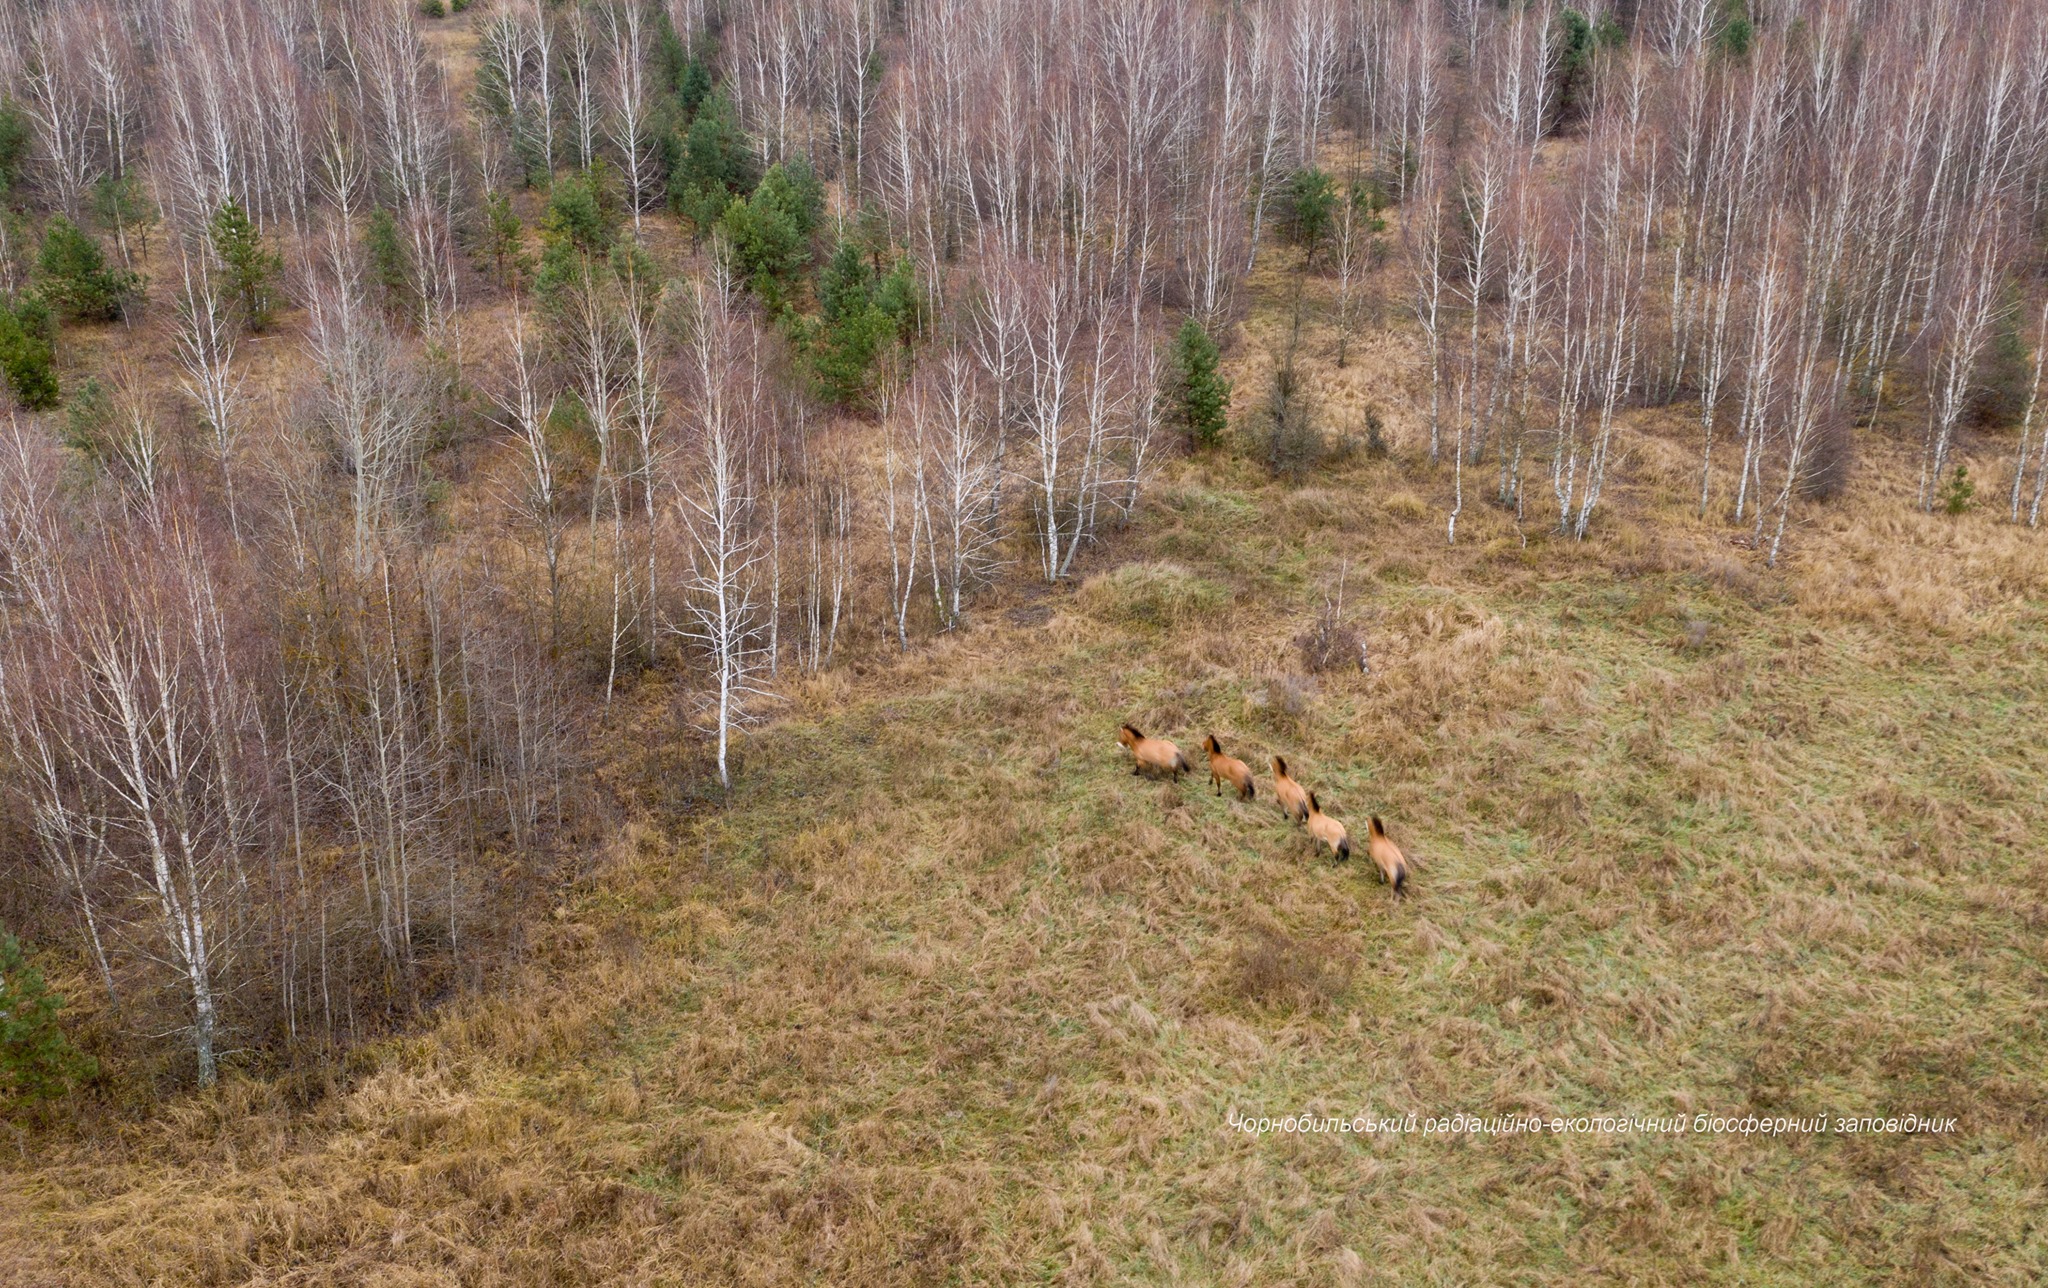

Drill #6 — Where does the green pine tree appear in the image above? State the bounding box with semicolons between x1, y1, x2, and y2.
1167;318;1231;449
675;56;714;120
1714;0;1753;59
1;929;96;1106
1286;168;1338;268
653;13;715;119
718;161;823;312
91;173;156;263
807;234;922;407
608;238;659;293
0;99;28;201
365;207;412;317
60;375;113;459
35;216;139;322
1553;9;1626;127
669;93;758;238
209;199;282;331
811;239;885;404
542;170;615;255
818;236;874;325
1941;463;1975;515
479;190;529;286
871;258;923;343
0;293;58;409
535;170;620;301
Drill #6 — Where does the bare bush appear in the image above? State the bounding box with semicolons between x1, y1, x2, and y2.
1798;402;1855;502
1232;927;1355;1011
1293;560;1366;674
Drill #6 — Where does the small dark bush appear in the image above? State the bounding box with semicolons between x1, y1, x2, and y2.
1798;404;1854;501
365;206;413;317
1362;406;1390;459
1941;463;1975;515
1233;927;1355;1011
1296;612;1364;675
1971;291;2033;427
0;99;29;199
1295;563;1367;674
1262;360;1329;482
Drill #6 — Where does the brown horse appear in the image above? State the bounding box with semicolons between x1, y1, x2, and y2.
1271;755;1309;823
1118;724;1189;780
1305;792;1351;862
1366;816;1409;896
1202;735;1255;800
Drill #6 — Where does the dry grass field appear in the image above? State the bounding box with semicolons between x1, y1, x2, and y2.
5;231;2048;1285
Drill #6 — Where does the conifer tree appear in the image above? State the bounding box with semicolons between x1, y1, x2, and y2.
0;295;58;409
1167;318;1230;448
0;930;96;1106
35;217;139;322
209;200;281;331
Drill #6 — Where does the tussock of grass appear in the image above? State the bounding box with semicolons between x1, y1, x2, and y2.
1075;560;1231;631
1383;489;1429;520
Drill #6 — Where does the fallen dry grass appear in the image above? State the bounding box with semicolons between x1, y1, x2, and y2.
6;251;2048;1288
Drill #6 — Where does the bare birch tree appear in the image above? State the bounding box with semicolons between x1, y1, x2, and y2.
676;263;770;788
496;308;568;652
603;0;659;229
304;224;428;573
914;345;1003;627
173;249;249;541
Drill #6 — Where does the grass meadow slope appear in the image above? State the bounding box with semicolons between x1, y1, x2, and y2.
6;336;2048;1285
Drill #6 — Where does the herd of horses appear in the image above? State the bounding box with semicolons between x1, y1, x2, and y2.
1116;725;1410;896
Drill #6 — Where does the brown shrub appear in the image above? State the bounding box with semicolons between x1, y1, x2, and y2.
1231;928;1356;1011
1798;404;1855;501
1245;672;1319;736
1295;608;1365;674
